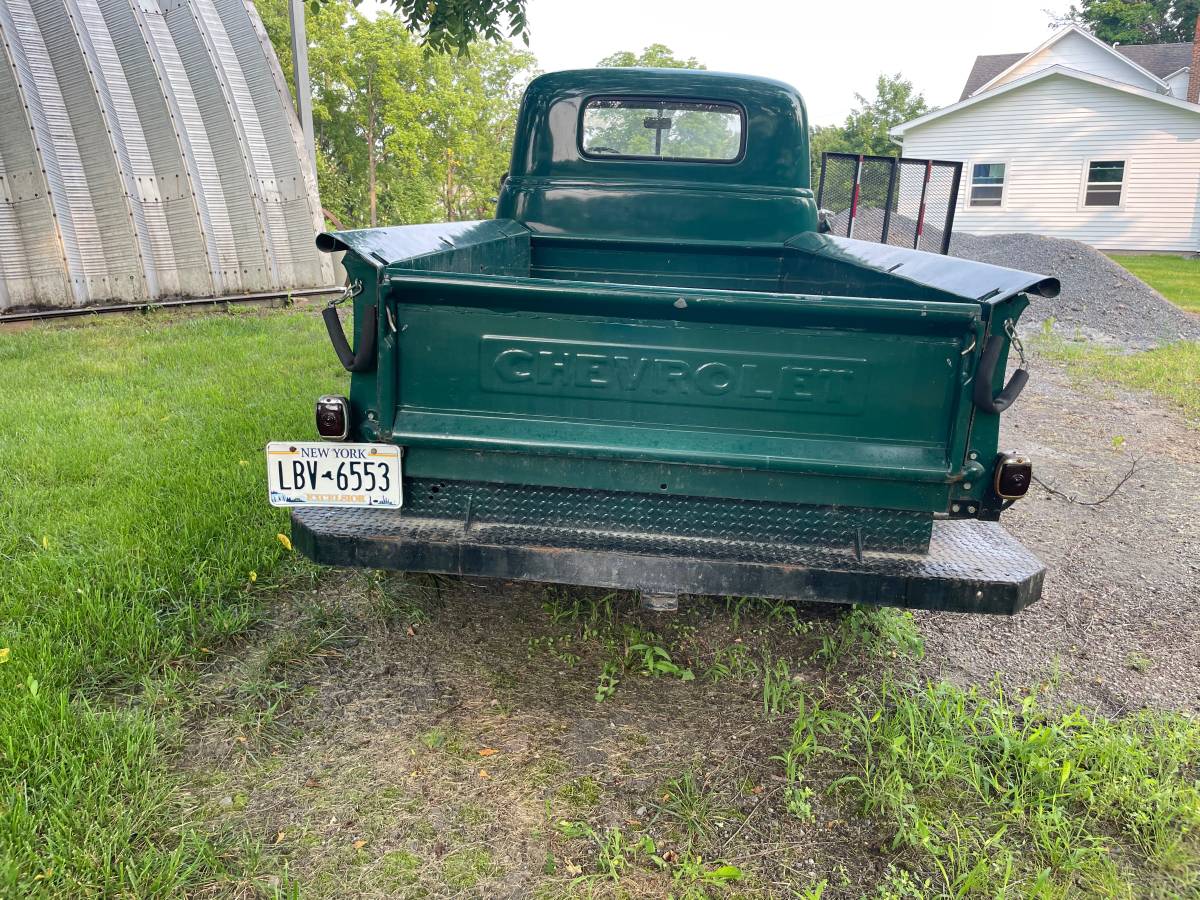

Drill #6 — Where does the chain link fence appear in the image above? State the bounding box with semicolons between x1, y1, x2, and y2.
815;153;963;255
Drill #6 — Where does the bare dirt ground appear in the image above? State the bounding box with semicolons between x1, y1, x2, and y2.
182;349;1199;898
185;578;895;898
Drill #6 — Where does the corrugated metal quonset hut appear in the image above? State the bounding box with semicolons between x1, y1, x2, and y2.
0;0;335;311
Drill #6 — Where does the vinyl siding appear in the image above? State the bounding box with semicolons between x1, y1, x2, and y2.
1166;67;1190;99
990;29;1162;94
899;74;1200;252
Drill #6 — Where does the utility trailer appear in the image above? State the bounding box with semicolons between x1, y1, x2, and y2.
269;68;1058;614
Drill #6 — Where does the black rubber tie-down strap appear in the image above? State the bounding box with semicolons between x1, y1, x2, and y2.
973;334;1027;414
323;303;376;372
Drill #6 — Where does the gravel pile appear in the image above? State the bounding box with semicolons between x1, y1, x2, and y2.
827;208;948;252
950;231;1200;349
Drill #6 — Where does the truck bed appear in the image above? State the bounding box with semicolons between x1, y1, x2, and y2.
317;220;1056;557
377;224;1025;302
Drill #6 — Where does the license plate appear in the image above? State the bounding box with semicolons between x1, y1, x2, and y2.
266;442;402;508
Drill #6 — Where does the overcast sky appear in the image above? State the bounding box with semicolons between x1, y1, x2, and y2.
521;0;1073;125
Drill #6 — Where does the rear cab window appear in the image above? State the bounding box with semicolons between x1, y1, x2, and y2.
580;96;744;162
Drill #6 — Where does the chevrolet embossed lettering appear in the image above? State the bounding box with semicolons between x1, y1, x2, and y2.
480;337;866;414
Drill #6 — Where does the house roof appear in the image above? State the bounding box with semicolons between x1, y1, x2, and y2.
959;54;1026;100
961;36;1192;99
1116;42;1193;77
893;65;1200;139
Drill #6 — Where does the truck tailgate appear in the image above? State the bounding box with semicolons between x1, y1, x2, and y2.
373;272;981;517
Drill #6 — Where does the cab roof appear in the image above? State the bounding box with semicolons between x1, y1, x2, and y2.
507;67;811;189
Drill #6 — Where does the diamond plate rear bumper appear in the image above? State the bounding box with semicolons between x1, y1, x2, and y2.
402;478;934;553
291;508;1044;615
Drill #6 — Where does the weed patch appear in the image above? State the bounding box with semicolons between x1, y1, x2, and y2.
649;770;738;846
556;774;603;811
1036;335;1200;423
555;819;744;893
724;595;812;635
773;691;829;822
441;847;498;888
534;591;700;703
825;678;1200;896
815;605;925;667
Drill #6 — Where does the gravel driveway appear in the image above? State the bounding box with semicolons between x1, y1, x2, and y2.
918;351;1200;714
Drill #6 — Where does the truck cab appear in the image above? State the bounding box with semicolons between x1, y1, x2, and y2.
280;68;1057;614
497;69;816;242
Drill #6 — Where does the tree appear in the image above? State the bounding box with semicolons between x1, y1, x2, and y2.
840;74;929;158
1052;0;1200;44
809;74;930;186
385;0;528;54
423;41;538;220
809;124;850;185
298;0;529;54
309;10;436;227
258;0;529;74
256;0;537;228
596;44;704;69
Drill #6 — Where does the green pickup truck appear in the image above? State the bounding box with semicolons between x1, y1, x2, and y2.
269;68;1058;615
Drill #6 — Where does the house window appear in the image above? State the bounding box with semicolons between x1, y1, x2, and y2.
1084;160;1125;207
969;163;1006;207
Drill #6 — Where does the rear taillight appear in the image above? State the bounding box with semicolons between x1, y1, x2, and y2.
316;395;350;441
994;453;1032;499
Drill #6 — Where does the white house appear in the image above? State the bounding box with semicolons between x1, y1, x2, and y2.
890;25;1200;253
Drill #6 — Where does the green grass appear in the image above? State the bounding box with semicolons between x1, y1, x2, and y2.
1108;254;1200;312
827;678;1200;897
742;613;1200;897
0;308;342;895
1036;337;1200;423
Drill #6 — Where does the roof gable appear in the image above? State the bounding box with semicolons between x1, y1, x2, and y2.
895;65;1200;138
961;25;1175;99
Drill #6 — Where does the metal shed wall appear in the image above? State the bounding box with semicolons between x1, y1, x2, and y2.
0;0;334;310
